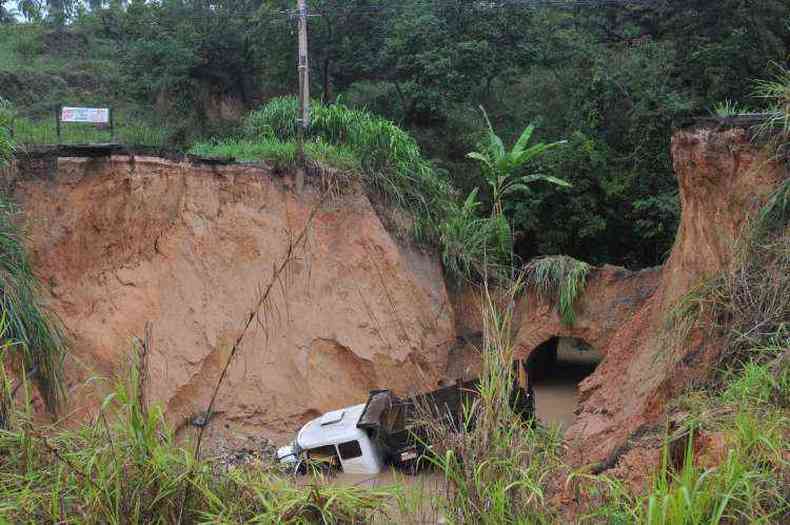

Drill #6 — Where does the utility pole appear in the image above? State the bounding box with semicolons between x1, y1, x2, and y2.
296;0;310;191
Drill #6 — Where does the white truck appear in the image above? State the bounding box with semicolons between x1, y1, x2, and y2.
276;403;386;475
276;377;533;476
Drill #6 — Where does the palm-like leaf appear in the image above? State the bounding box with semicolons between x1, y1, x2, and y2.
463;187;481;212
512;124;536;158
480;105;506;161
468;107;570;216
466;151;495;174
501;182;533;196
513;140;567;166
520;173;572;188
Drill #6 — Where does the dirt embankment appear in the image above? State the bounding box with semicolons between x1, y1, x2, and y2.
6;155;454;445
4;126;784;459
506;127;785;464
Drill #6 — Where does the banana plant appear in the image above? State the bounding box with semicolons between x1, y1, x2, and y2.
467;106;570;217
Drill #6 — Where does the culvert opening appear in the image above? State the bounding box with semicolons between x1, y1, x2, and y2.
526;336;602;430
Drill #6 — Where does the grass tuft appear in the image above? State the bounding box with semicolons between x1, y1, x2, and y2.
524;255;592;325
753;62;790;148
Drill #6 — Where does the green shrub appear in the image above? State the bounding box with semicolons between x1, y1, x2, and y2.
12;30;44;64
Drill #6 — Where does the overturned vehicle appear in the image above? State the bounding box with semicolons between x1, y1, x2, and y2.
277;375;533;475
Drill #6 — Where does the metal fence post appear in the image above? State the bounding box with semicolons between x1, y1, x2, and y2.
56;106;61;143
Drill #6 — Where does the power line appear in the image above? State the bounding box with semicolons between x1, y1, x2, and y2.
274;0;665;20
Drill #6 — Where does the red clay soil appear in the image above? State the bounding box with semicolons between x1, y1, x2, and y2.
5;156;455;446
509;127;786;466
3;126;785;460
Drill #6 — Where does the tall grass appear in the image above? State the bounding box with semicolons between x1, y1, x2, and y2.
524;255;591;325
0;353;395;524
9;116;171;147
243;97;454;242
582;415;788;524
0;313;17;429
417;278;562;524
0;98;13;165
438;188;512;280
581;344;789;524
754;62;790;148
197;470;393;524
0;120;65;413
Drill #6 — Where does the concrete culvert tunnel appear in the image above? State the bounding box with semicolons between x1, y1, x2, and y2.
526;337;602;431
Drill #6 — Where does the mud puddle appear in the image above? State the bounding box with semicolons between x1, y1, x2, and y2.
309;468;447;523
531;339;602;431
533;378;580;430
298;467;444;490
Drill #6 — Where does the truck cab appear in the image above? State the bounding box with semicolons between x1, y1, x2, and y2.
277;404;385;475
276;377;532;476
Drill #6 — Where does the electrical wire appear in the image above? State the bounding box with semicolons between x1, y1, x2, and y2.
272;0;666;20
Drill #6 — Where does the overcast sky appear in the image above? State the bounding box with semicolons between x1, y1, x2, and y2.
5;1;20;18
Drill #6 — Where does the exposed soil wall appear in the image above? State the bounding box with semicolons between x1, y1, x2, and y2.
6;155;455;446
4;126;784;460
510;127;786;464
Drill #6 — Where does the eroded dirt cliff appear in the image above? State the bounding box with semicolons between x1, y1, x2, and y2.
510;127;785;464
8;155;454;445
6;126;784;460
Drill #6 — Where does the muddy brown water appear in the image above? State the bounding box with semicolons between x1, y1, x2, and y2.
299;468;447;523
532;360;598;430
531;339;602;431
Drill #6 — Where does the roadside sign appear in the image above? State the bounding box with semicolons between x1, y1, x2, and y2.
56;105;114;143
61;107;110;124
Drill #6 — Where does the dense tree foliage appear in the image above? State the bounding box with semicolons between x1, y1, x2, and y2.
1;0;788;268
